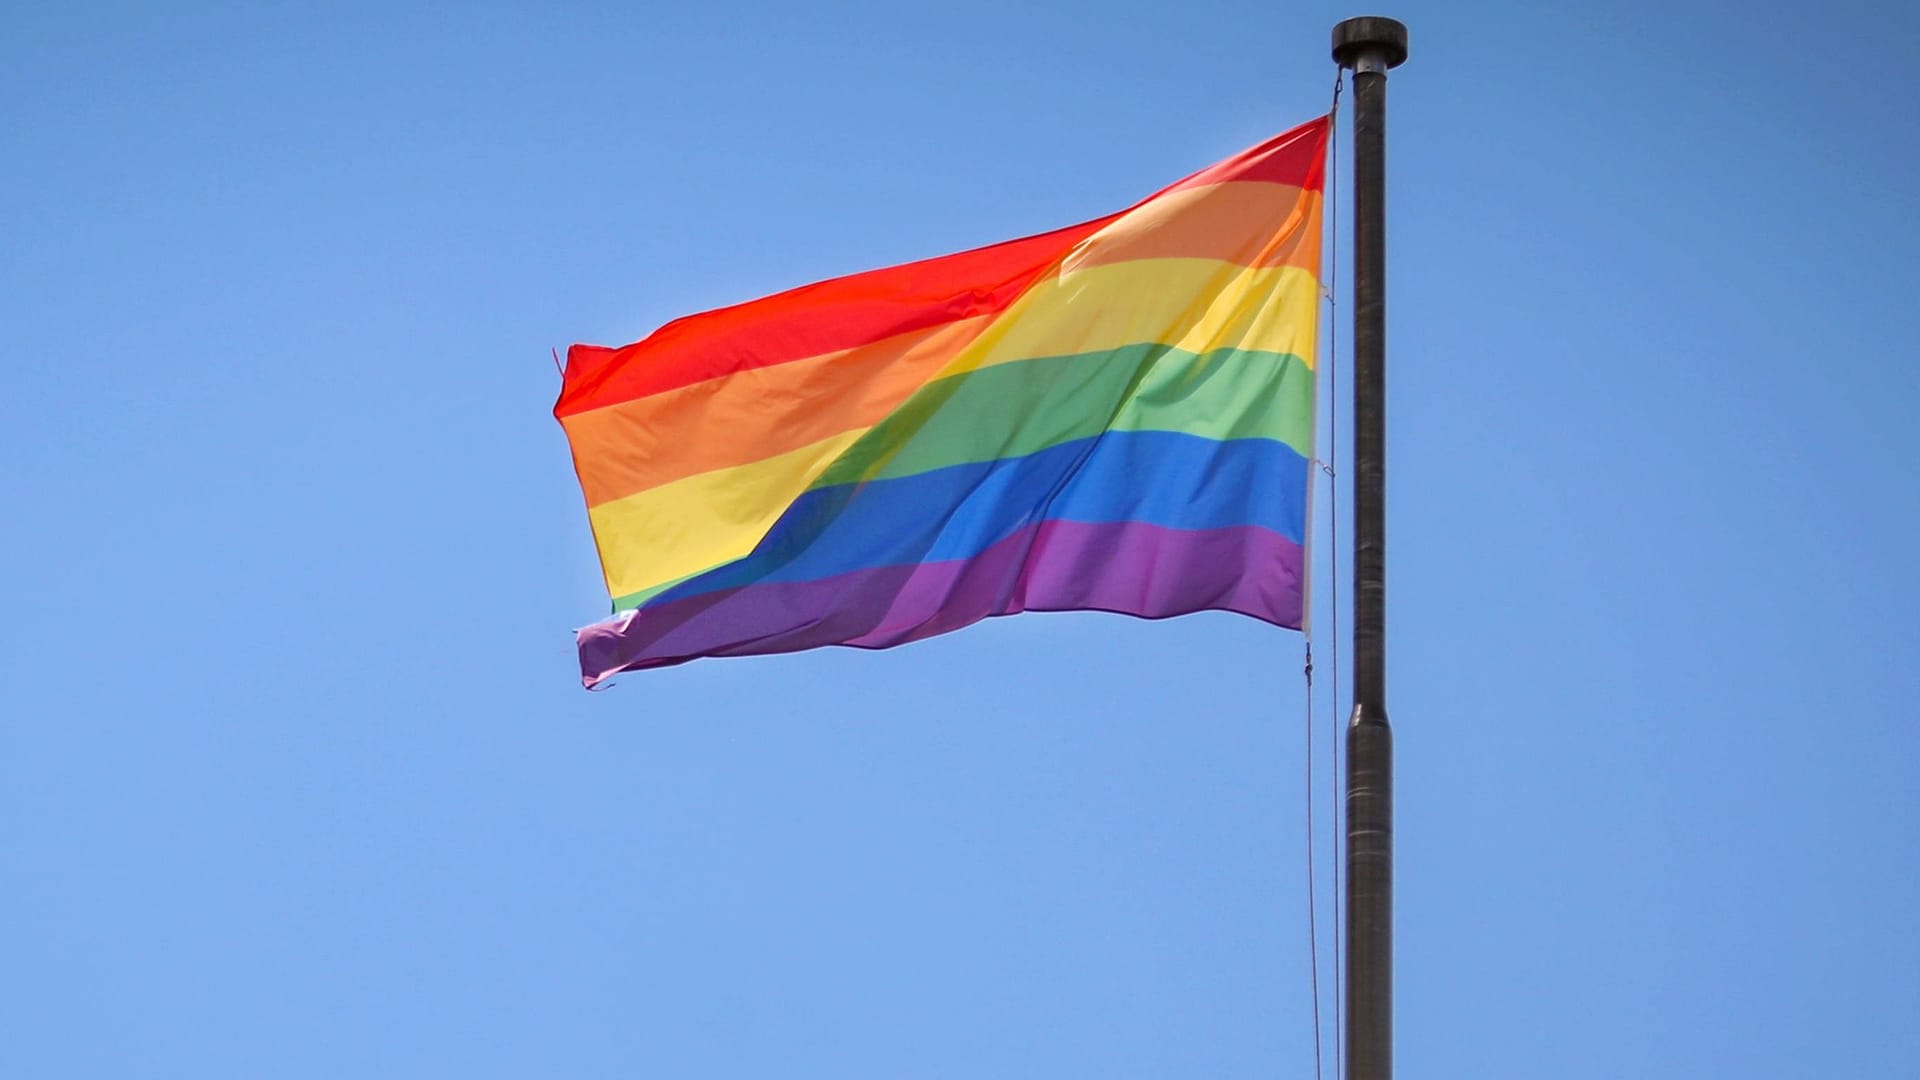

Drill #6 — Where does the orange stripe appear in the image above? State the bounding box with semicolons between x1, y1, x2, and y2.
562;313;995;506
564;180;1320;503
566;181;1321;505
1066;182;1320;275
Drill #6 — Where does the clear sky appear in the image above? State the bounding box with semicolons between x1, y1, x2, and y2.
5;1;1918;1076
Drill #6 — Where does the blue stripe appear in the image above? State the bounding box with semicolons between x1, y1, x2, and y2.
647;430;1308;608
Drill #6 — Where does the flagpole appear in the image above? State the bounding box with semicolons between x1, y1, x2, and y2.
1332;16;1406;1080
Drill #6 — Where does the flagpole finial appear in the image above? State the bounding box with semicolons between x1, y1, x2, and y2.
1332;16;1409;71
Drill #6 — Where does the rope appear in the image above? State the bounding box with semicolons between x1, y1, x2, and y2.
1302;71;1348;1080
1304;644;1324;1080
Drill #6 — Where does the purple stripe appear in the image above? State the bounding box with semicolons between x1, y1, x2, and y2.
576;520;1304;687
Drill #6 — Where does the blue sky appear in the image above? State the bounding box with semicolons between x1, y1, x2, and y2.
5;1;1918;1076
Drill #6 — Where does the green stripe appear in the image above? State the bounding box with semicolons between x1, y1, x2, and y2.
812;344;1312;489
612;344;1312;613
613;564;719;612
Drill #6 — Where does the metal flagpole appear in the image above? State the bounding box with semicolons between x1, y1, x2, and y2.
1331;15;1406;1080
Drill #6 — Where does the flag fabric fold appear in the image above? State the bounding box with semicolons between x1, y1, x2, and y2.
557;115;1328;686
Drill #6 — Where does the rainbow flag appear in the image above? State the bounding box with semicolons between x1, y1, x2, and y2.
557;115;1327;687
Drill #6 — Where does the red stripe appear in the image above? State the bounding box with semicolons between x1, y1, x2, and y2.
555;216;1112;417
1163;115;1328;195
555;116;1328;418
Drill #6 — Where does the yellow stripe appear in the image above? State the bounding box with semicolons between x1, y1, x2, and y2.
939;259;1319;380
589;257;1321;600
588;427;867;600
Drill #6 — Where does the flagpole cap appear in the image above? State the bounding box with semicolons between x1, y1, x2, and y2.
1332;16;1409;70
